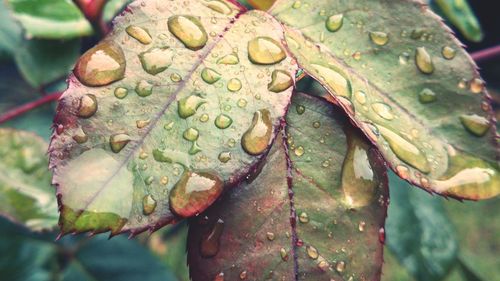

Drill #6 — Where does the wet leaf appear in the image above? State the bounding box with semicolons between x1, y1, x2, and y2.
0;129;58;231
271;0;499;200
187;93;388;281
49;0;298;236
386;172;458;281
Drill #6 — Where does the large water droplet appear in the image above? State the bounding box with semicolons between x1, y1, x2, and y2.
178;94;205;119
369;31;389;46
139;47;173;75
109;133;131;153
74;41;126;87
206;0;232;14
183;127;199;141
114;87;128;99
268;70;293;93
218;151;231;163
217;53;239;65
460;114;490;137
169;170;224;217
241;109;273;155
325;14;343;32
215;114;233;129
126;25;152;44
135;80;153;97
371;102;394;120
200;218;224;257
168;15;208;51
73;127;88;144
311;64;352;98
469;78;484;94
201;68;221;84
418;88;437;104
248;37;286;65
142;194;157;215
415;47;434;74
77;94;98;118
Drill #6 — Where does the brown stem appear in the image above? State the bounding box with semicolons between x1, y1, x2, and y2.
471;45;500;63
73;0;109;36
0;92;62;124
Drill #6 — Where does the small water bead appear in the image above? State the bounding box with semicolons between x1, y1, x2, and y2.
292;0;301;9
369;31;389;46
266;232;275;241
160;176;169;185
215;114;233;129
145;175;155;185
399;52;410;65
248;37;286;65
77;94;98;118
201;68;221;84
142;194;157;215
183;128;199;141
227;78;242;92
322;160;330;168
311;64;352;98
189;142;201;155
280;248;288;261
139;150;148;159
135;80;153;97
169;170;224;217
217;53;239;65
218;151;231;163
267;70;293;93
418;88;437;104
470;78;484;94
199;113;210;123
371;102;394;120
336;261;346;273
72;127;88;144
136;119;150;129
358;221;366;232
168;15;208;51
241;109;273;155
396;165;410;180
312;121;321;128
415;47;434;74
318;260;329;272
299;212;309;223
460;114;490;137
214;272;224;281
237;98;247;108
294;146;305;157
126;25;152;45
352;51;361;60
74;41;126;87
109;133;131;153
296;105;305;115
206;0;232;14
114;87;128;99
227;138;236;147
170;73;182;82
139;47;173;75
441;46;456;60
164;121;174;130
306;246;319;260
178;94;206;118
354;90;367;105
326;14;343;32
458;78;468;89
239;271;247;280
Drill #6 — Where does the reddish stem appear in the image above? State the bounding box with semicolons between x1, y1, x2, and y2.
73;0;109;36
471;45;500;63
0;92;62;124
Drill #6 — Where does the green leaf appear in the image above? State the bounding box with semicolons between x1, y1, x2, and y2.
103;0;133;22
433;0;484;42
0;128;58;231
386;171;458;281
0;1;22;58
187;93;388;280
271;0;499;200
6;0;92;39
49;0;298;236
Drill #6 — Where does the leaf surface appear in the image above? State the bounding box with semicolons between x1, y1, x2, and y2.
271;0;499;199
0;129;58;231
187;93;388;281
49;0;298;235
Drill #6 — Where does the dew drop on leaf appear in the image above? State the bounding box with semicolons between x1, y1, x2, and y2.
218;151;231;163
109;133;131;153
418;88;437;104
139;47;173;75
168;15;208;51
217;53;239;65
72;127;88;144
201;67;221;84
469;78;484;94
247;37;286;65
227;78;242;92
441;46;456;60
205;0;232;15
354;90;367;105
200;218;224;258
459;114;490;137
371;102;394;120
77;94;98;118
215;114;233;129
325;14;343;32
126;25;152;45
178;94;206;119
369;31;389;46
135;80;153;97
306;245;319;259
267;70;293;93
415;47;434;74
142;194;157;215
241;109;273;155
310;64;352;98
114;87;128;99
183;127;200;141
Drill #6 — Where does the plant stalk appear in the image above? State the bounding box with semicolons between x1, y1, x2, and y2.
0;92;62;125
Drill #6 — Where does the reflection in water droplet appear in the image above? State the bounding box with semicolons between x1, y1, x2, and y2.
206;0;232;14
215;114;233;129
227;78;242;92
135;80;153;97
470;78;484;94
248;37;286;65
126;25;152;44
109;133;131;153
218;151;231;163
142;194;157;215
200;218;224;257
168;15;208;51
241;109;273;155
178;94;205;119
460;114;490;137
311;64;352;98
169;170;224;217
239;270;247;280
139;47;173;75
371;102;394;120
74;41;126;87
114;87;128;99
217;53;239;65
415;47;434;74
306;245;319;259
418;88;437;104
77;94;98;118
299;212;309;223
183;128;199;141
326;14;343;32
201;68;221;84
396;165;410;180
268;70;293;93
441;46;456;60
73;127;88;144
369;31;389;46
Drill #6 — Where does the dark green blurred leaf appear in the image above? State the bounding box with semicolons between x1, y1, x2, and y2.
386;172;458;281
0;1;22;59
103;0;133;22
433;0;483;42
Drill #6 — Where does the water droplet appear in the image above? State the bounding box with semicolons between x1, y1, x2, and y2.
142;194;157;215
266;232;275;241
136;119;150;129
178;94;205;119
294;146;305;157
268;70;293;93
215;114;233;129
299;212;309;223
206;0;232;14
164;121;174;130
239;270;247;280
168;15;208;51
296;105;305;115
218;151;231;163
458;78;468;89
306;245;319;259
399;52;410;65
470;78;484;94
369;31;389;46
336;261;346;273
139;47;173;75
217;53;239;65
237;98;247;108
248;37;286;65
160;176;169;185
227;78;242;92
460;114;490;137
201;68;221;84
77;94;98;118
241;109;273;155
358;221;366;232
74;41;126;87
441;46;456;60
183;128;199;141
109;133;131;153
72;127;88;144
292;0;301;9
170;73;182;82
354;90;367;105
396;165;410;180
280;248;288;261
312;121;321;128
322;160;330;168
377;125;430;173
418;88;437;104
114;87;128;99
325;14;343;32
214;272;224;281
311;64;352;98
135;80;153;97
227;138;236;147
200;218;224;257
415;47;434;74
318;260;329;272
126;25;152;44
169;170;224;217
371;102;394;120
200;113;209;122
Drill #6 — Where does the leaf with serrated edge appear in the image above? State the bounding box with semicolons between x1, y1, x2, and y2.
49;0;298;236
0;129;58;231
188;93;388;281
271;0;499;200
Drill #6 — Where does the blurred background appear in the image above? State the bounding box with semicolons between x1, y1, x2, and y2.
0;0;498;280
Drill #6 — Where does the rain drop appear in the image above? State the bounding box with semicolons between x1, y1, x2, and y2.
241;109;273;155
139;47;173;75
168;15;208;51
326;14;343;32
126;25;152;45
267;70;293;93
109;133;131;153
415;47;434;74
248;37;286;65
77;94;98;118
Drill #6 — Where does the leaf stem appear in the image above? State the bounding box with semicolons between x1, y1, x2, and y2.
470;45;500;63
0;92;62;124
73;0;110;37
